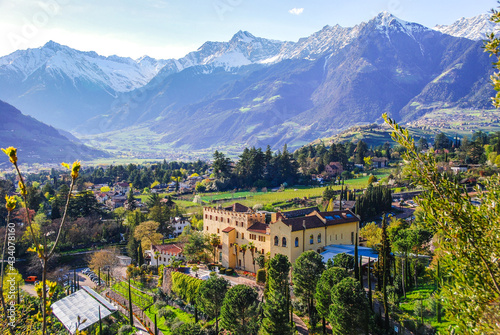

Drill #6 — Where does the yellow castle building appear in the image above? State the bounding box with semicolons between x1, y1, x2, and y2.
203;203;359;272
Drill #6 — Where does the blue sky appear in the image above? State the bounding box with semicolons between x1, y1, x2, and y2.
0;0;497;59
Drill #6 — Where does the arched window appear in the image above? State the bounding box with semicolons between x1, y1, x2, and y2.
282;237;287;247
310;234;314;244
274;236;279;246
318;233;321;243
295;237;299;247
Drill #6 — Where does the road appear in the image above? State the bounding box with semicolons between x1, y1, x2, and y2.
21;268;97;297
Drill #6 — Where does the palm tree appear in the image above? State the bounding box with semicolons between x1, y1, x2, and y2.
240;244;248;271
209;234;221;263
248;241;256;272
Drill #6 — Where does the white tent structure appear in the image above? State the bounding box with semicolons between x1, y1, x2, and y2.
52;286;117;334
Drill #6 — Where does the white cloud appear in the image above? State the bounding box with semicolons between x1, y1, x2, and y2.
289;8;304;16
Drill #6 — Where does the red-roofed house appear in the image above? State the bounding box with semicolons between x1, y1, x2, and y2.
147;244;185;266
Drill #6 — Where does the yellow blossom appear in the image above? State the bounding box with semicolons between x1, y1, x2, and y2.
61;160;81;179
18;181;26;196
5;195;16;211
1;146;17;164
71;160;81;179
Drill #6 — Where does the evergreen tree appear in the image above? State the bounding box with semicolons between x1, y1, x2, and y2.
261;290;291;335
315;267;348;334
198;276;229;334
328;277;371;335
261;254;291;335
292;251;324;327
220;284;259;335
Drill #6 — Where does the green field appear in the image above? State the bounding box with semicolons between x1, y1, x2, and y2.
174;170;390;210
144;305;194;335
398;285;452;334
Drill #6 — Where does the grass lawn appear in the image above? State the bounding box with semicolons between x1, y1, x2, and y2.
145;305;194;335
398;284;452;333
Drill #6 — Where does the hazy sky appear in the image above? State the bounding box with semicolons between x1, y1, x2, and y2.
0;0;497;59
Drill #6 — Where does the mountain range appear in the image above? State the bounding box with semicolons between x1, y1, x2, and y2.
0;12;497;159
0;100;108;166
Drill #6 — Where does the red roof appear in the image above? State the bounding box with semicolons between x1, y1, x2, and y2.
222;227;235;233
152;244;183;255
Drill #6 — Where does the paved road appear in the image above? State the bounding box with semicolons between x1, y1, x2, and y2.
21;268;97;297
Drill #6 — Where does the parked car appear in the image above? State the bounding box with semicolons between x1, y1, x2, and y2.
25;276;37;283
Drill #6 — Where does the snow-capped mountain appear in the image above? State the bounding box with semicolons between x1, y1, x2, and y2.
433;14;496;40
371;11;431;37
0;41;168;93
0;11;495;152
179;30;289;69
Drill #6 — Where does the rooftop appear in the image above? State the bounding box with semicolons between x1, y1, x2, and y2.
223;203;251;213
52;286;117;334
152;244;183;255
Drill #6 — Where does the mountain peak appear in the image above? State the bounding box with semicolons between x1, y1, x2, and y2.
433;13;495;40
371;11;429;35
43;40;65;51
231;30;256;43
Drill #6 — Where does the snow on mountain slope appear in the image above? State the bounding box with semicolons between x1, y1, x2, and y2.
179;30;288;68
433;14;496;40
0;41;169;92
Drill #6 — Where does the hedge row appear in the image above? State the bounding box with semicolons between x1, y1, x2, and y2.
171;271;203;304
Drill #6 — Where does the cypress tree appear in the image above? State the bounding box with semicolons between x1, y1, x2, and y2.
128;278;134;327
137;244;144;266
381;214;389;330
368;257;372;310
359;255;363;289
354;228;359;279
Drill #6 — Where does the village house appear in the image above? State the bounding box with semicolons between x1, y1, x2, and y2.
114;182;130;195
324;162;344;177
146;244;185;267
372;157;389;168
169;217;191;238
203;203;359;272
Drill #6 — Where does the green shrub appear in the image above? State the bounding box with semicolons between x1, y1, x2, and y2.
118;325;134;335
97;325;112;335
256;269;266;284
154;300;167;310
218;267;225;274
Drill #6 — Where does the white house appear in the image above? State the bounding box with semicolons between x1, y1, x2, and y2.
147;244;184;266
169;217;191;238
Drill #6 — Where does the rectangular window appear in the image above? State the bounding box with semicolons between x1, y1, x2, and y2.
206;226;209;231
219;252;222;262
259;236;266;242
335;234;337;240
241;233;244;239
236;232;239;238
351;232;354;244
217;228;220;234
